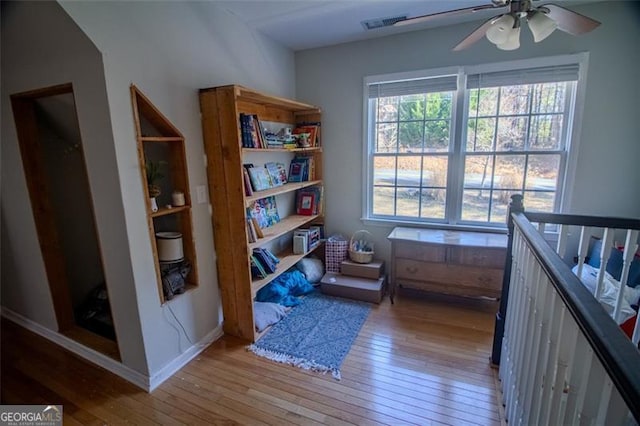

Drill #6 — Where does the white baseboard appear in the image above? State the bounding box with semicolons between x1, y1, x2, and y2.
148;324;223;391
1;307;223;392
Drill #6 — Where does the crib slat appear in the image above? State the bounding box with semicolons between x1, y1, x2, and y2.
613;230;639;322
620;230;639;289
576;226;592;278
595;228;615;299
537;222;546;236
632;313;640;346
556;224;569;258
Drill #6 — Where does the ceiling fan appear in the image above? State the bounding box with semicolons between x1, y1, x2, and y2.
394;0;601;51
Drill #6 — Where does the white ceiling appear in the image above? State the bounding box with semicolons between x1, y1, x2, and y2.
215;0;602;51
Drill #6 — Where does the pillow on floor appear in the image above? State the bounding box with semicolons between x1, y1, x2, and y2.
296;257;324;283
254;302;287;332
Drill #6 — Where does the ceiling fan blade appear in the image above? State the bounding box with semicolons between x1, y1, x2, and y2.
394;4;503;27
542;4;600;35
453;16;499;51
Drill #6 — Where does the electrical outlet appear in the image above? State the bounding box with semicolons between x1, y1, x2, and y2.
196;185;207;204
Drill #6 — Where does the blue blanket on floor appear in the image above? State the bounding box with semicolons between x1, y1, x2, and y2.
256;270;314;306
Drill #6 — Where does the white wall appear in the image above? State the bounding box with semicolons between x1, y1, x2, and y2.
1;1;148;374
295;2;640;262
2;0;295;379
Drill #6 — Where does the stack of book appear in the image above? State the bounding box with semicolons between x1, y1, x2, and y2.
246;217;264;243
250;247;280;279
288;155;315;182
296;186;323;216
239;114;267;148
293;226;322;254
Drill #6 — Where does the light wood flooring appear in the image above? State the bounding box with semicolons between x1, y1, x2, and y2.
1;290;504;425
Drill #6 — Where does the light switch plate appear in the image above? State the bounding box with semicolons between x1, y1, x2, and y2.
196;185;207;204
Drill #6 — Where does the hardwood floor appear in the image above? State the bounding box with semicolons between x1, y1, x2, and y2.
1;290;504;425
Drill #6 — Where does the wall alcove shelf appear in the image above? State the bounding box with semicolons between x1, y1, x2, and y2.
130;85;198;304
199;85;323;342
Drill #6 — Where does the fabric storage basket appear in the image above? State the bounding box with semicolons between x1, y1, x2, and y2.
349;230;374;264
325;235;349;272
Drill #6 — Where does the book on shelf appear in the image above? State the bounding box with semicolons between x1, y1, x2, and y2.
239;114;268;149
296;191;315;215
296;185;322;216
239;114;255;148
264;162;287;187
246;217;258;243
250;255;268;279
247;166;273;191
250;247;280;278
251;115;267;149
256;247;280;271
242;168;253;196
252;248;276;274
293;125;320;147
289;156;314;182
251;218;264;238
247;196;280;229
293;227;321;253
288;161;304;183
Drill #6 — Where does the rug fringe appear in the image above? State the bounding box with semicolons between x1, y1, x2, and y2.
247;344;341;380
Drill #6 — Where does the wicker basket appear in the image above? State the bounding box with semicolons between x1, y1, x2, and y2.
349;230;374;264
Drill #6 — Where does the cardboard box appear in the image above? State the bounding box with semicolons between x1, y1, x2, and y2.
340;259;384;280
320;272;385;304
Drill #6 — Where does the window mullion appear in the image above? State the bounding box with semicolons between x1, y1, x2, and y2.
448;71;467;225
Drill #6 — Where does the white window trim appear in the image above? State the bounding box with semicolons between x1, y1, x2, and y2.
361;53;589;232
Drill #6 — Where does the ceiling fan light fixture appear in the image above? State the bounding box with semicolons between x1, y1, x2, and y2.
486;14;515;45
497;26;521;50
528;11;557;42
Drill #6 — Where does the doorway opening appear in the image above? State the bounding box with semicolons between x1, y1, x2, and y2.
11;83;120;360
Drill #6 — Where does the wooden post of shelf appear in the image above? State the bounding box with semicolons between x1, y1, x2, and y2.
491;194;524;366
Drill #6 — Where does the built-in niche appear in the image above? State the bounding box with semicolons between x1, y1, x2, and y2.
11;83;120;360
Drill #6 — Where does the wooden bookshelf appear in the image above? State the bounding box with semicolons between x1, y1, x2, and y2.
199;85;323;342
131;85;198;304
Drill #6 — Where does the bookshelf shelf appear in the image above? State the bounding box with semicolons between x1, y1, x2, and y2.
248;214;319;250
245;180;321;207
140;136;183;143
251;246;319;297
242;147;322;154
200;84;323;342
150;205;191;218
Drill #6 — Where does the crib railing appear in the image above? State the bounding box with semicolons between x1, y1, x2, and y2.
493;196;640;424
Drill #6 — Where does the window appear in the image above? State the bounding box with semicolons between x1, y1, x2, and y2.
365;56;585;228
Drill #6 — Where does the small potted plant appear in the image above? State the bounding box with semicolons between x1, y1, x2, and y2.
146;160;166;212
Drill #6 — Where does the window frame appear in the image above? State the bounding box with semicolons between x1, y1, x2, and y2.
362;53;589;231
